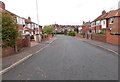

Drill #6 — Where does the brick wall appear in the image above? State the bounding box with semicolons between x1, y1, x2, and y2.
92;34;106;42
76;34;84;38
17;37;24;50
24;35;31;47
2;47;15;57
17;35;31;49
47;34;53;40
2;35;31;58
106;31;120;45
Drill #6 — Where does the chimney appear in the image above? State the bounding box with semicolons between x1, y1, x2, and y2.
89;20;90;23
83;21;85;24
28;17;31;22
0;1;5;10
102;10;106;15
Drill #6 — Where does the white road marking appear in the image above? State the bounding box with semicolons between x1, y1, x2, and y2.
0;37;57;75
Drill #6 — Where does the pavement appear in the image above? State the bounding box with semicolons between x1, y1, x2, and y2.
2;35;118;80
1;37;57;74
75;36;119;55
31;41;40;47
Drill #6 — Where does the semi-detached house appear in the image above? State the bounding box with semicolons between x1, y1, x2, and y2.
90;9;120;45
1;1;43;57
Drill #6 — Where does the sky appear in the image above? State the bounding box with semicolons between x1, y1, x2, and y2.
1;0;120;26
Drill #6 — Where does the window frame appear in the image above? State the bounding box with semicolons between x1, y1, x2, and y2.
109;17;114;24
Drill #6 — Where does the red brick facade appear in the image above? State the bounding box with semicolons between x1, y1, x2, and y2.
89;9;120;45
92;34;106;42
106;30;120;45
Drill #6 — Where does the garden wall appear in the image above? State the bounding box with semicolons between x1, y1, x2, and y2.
2;47;15;57
92;34;106;42
106;31;120;45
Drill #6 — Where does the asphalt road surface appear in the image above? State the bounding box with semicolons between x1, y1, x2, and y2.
2;35;118;80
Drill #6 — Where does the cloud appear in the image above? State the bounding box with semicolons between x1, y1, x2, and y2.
2;0;120;25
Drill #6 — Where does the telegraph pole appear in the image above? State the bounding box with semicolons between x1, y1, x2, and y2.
36;0;39;25
36;0;41;42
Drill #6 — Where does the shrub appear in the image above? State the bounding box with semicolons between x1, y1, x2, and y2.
68;31;76;36
43;25;55;35
96;30;105;35
2;12;18;48
56;32;64;34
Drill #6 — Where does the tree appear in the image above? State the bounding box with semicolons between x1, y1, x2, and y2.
2;11;18;48
43;25;55;35
64;29;67;35
74;28;79;33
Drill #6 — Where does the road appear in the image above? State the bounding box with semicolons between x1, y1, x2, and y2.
2;35;118;80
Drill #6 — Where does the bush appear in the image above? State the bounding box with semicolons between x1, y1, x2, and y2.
2;12;18;48
96;30;105;35
43;33;48;38
68;31;76;36
43;25;55;35
56;32;64;34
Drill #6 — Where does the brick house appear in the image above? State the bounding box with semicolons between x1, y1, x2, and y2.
90;10;108;42
16;16;26;34
55;24;80;33
91;10;108;34
1;1;43;57
105;9;120;44
90;9;120;45
25;17;42;43
81;21;91;38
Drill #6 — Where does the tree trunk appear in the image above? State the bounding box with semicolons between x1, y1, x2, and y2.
15;44;18;53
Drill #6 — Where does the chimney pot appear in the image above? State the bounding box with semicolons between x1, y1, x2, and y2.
83;21;85;24
102;10;106;15
0;1;5;10
28;17;31;22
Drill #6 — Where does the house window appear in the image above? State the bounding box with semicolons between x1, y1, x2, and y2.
17;17;25;25
109;18;114;24
27;24;31;28
91;22;96;27
31;24;34;29
96;21;101;26
103;21;105;25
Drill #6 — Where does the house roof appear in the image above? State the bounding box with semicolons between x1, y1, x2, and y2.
94;13;108;21
25;19;30;23
92;8;120;22
2;9;26;20
105;8;120;18
82;22;91;27
25;19;42;27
